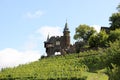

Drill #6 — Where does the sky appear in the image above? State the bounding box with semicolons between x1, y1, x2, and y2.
0;0;119;69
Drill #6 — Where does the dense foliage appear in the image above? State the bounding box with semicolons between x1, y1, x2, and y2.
108;29;120;42
88;30;108;47
109;12;120;30
106;64;120;80
74;24;96;42
105;40;120;80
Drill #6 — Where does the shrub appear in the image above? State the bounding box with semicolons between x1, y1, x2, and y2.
106;64;120;80
88;30;108;47
105;40;120;66
75;41;85;53
108;29;120;42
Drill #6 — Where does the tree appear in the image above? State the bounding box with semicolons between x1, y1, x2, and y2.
88;34;98;47
108;29;120;42
74;24;96;42
88;30;108;47
109;4;120;30
109;12;120;30
98;30;109;47
117;3;120;12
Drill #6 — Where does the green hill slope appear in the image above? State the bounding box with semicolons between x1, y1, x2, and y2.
0;51;108;80
0;40;120;80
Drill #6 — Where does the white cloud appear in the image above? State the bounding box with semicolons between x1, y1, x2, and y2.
0;48;40;70
91;25;101;32
26;10;44;19
0;26;63;70
23;35;39;50
36;26;63;40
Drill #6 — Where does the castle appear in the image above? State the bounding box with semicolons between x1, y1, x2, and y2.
44;22;111;56
44;22;71;56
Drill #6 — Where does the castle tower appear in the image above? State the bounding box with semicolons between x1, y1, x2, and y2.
44;21;71;56
63;21;70;49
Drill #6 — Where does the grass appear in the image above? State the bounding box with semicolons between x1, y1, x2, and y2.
84;72;108;80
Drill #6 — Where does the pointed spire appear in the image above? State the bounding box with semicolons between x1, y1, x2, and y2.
64;19;69;31
66;19;67;25
47;34;49;42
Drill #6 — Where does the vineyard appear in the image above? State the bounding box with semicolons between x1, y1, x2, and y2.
0;40;120;80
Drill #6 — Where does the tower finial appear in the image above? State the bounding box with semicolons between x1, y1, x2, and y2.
64;19;69;31
47;34;49;41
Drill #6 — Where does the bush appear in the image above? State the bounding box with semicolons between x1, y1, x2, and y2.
75;41;85;53
108;29;120;42
105;40;120;66
41;55;46;59
88;30;108;47
106;64;120;80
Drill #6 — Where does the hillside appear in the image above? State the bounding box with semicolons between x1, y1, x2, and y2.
0;40;120;80
0;54;108;80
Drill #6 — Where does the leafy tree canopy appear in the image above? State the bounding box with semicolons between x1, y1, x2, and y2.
117;3;120;12
109;12;120;30
74;24;96;42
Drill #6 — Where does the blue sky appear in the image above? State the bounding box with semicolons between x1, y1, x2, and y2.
0;0;119;69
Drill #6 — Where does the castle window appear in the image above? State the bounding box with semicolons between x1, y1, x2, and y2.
56;41;60;45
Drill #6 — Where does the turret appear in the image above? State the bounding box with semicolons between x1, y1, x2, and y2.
63;21;70;49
